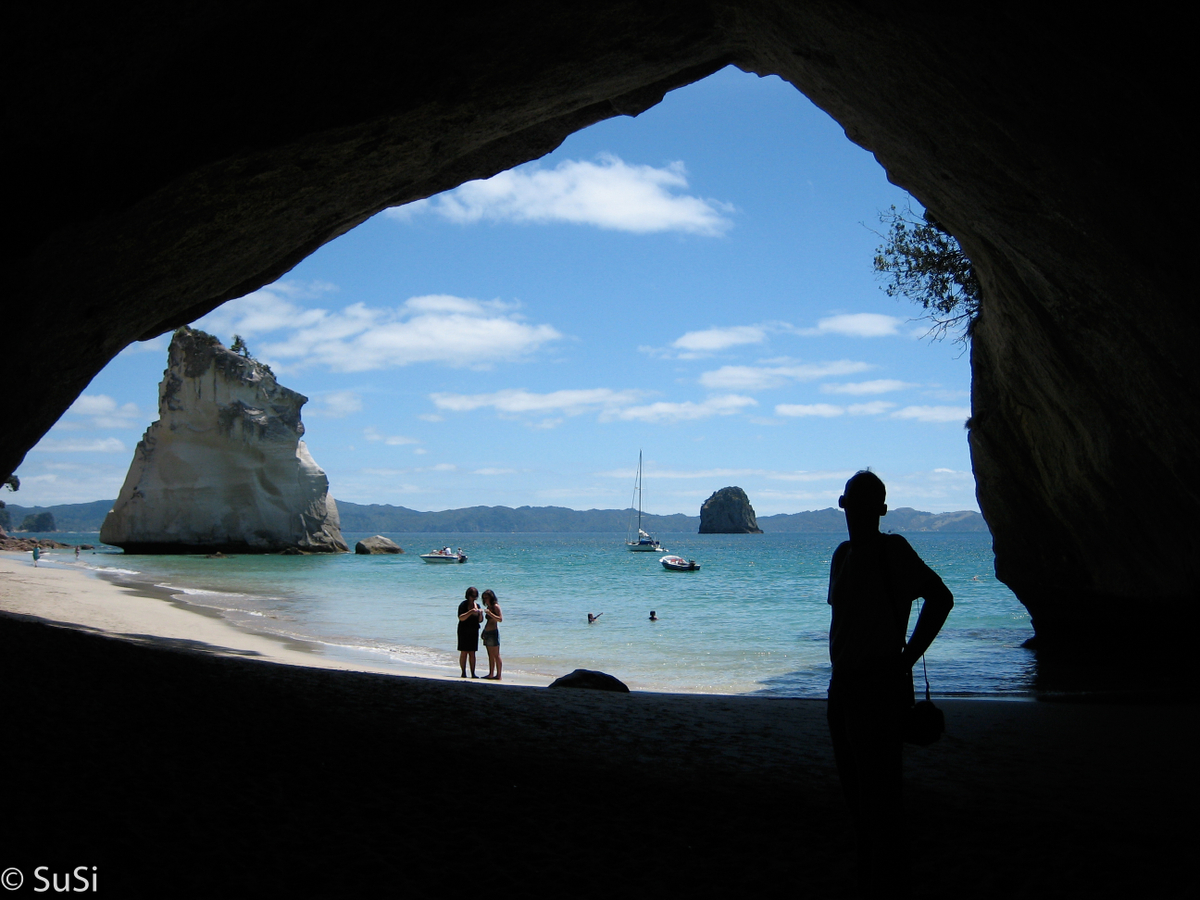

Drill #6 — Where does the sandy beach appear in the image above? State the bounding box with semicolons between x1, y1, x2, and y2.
1;551;1193;897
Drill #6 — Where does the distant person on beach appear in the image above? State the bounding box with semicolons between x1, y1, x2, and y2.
481;589;503;680
826;470;954;897
457;587;483;678
32;546;40;567
587;612;602;624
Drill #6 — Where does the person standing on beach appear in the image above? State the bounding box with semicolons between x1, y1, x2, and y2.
826;470;953;897
32;545;40;567
481;589;503;680
457;587;483;678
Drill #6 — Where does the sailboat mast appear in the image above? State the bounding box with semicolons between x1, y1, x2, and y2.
636;450;643;533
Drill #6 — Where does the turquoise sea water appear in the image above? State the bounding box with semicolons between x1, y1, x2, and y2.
38;531;1033;697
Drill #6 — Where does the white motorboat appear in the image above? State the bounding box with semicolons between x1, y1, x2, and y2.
660;555;700;571
626;451;665;552
420;547;468;563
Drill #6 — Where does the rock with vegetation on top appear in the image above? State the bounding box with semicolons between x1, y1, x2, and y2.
355;535;404;555
100;328;348;554
698;486;763;534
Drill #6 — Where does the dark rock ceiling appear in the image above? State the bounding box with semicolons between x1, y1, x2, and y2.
9;3;1196;647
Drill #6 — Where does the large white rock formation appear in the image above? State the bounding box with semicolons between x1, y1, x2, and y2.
101;328;348;553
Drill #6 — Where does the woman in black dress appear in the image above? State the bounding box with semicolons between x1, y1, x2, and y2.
457;586;482;677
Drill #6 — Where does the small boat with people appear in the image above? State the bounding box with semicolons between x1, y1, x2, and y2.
660;555;700;571
420;546;468;563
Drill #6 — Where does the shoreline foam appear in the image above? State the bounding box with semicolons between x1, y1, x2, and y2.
0;551;549;686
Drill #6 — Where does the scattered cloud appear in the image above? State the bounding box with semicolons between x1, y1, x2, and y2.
117;335;169;357
890;405;971;424
473;468;517;476
775;403;844;418
799;313;903;338
847;401;897;416
670;325;766;356
430;388;641;418
821;379;915;395
609;394;757;423
388;153;733;236
32;437;127;454
63;394;145;430
305;391;363;419
363;427;420;446
197;291;562;374
700;360;872;391
193;280;335;341
599;466;853;483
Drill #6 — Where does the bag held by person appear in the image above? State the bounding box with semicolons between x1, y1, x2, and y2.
903;657;944;746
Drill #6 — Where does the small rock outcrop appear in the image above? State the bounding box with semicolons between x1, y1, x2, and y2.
698;487;762;534
355;535;404;555
100;328;347;554
548;669;630;692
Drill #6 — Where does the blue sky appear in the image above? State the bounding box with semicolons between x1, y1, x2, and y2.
16;67;977;516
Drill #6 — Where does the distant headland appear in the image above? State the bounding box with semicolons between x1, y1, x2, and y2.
2;500;987;536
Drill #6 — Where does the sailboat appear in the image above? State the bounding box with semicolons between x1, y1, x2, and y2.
626;451;666;552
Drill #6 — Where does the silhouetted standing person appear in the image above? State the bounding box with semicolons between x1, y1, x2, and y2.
826;470;953;897
457;587;482;678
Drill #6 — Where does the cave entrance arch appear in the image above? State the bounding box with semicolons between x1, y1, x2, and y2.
11;6;1196;655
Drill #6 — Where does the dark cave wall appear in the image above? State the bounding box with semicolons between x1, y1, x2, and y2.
8;3;1196;645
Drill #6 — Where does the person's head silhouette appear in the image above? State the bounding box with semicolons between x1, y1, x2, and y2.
839;470;887;538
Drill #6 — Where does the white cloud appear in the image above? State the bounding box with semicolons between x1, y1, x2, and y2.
473;468;517;476
890;405;971;423
64;394;145;430
430;388;640;418
599;466;852;483
363;427;420;447
236;295;561;373
821;379;915;395
609;394;757;423
700;360;872;391
305;391;363;419
389;153;733;235
671;325;766;356
193;281;334;341
32;437;127;454
847;401;897;416
800;313;903;338
117;335;169;357
775;403;845;418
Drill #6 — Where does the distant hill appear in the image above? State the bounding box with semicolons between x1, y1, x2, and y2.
759;507;989;533
0;499;988;535
1;500;113;533
334;503;699;534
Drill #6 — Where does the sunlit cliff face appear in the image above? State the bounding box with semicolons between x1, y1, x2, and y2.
9;5;1196;647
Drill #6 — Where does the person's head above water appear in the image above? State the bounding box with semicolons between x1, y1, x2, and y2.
839;470;887;536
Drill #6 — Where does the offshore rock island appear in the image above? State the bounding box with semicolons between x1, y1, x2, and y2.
698;486;763;534
100;328;347;554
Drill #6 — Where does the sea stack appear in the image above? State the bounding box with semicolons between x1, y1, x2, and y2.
100;327;348;553
698;486;763;534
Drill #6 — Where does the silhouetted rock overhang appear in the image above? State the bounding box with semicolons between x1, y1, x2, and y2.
9;4;1196;651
